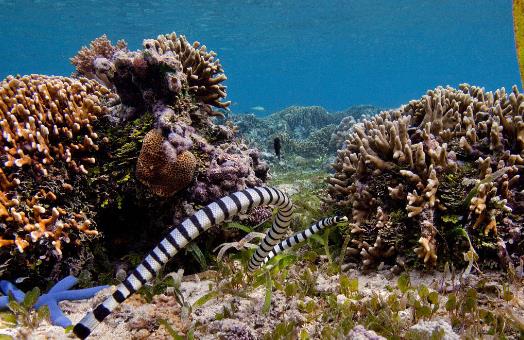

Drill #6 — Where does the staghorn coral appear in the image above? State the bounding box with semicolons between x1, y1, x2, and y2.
328;84;524;269
0;75;114;261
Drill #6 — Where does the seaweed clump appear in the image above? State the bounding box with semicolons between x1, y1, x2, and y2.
327;84;524;270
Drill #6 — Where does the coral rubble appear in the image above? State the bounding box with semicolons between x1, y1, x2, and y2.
328;84;524;269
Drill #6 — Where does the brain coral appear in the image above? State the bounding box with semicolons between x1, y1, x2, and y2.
0;74;114;274
136;129;197;197
327;84;523;269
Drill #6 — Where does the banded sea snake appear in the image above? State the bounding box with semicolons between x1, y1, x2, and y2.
73;186;347;339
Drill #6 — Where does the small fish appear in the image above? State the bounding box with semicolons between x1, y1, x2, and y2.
273;137;281;160
250;106;265;112
15;277;29;284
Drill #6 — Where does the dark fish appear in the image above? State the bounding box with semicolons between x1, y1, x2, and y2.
273;137;281;160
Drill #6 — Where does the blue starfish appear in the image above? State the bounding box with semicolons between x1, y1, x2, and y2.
0;275;108;328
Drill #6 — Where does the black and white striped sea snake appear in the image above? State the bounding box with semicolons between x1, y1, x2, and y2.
263;215;348;264
73;186;345;339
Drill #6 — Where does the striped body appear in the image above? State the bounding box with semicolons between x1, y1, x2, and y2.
73;187;293;339
262;216;348;264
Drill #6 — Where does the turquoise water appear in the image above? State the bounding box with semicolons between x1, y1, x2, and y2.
0;0;519;114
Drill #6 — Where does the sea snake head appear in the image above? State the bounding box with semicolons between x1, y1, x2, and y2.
334;215;349;226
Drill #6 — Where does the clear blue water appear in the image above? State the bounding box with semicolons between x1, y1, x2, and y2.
0;0;520;114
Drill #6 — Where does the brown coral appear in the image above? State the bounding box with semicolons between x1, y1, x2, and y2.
143;33;230;109
328;84;524;269
70;35;127;84
136;129;197;197
0;74;115;176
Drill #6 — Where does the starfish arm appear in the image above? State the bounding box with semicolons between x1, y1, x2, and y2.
48;275;78;293
0;281;25;303
42;299;72;328
44;285;109;302
0;296;8;308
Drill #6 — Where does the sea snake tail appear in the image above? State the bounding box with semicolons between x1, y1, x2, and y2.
262;215;348;264
73;186;292;339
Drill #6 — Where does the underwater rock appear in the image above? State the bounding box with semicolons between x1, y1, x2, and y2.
346;325;386;340
328;84;524;269
408;319;459;340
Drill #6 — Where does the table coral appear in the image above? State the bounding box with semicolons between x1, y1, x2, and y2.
327;84;524;269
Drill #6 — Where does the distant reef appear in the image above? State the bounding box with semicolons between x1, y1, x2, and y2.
227;105;380;167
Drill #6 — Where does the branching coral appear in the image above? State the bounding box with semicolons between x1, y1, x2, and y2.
328;84;524;269
0;75;114;262
145;33;229;108
70;35;127;86
71;32;230;111
0;75;114;176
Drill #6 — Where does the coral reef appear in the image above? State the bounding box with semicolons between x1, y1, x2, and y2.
72;33;266;207
328;84;524;269
69;32;268;261
71;33;230;110
0;32;269;283
0;74;115;280
228;105;379;170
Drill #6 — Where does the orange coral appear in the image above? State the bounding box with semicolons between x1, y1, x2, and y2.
0;74;112;256
0;75;115;176
136;129;197;197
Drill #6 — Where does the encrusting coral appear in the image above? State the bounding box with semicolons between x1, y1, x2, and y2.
327;84;524;269
0;74;114;272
